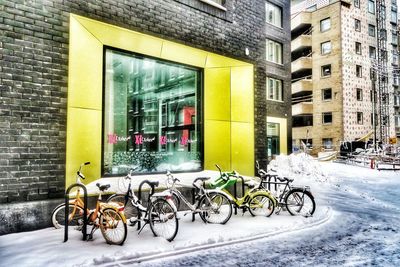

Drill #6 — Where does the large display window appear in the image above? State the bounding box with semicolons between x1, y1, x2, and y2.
103;49;202;175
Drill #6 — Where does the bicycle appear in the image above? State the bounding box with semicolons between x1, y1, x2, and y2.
51;162;128;245
106;171;179;242
161;171;233;224
208;165;276;217
256;161;316;217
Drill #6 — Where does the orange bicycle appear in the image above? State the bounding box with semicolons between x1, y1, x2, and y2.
51;162;128;245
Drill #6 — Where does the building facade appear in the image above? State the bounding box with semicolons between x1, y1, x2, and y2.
0;0;291;233
291;0;398;153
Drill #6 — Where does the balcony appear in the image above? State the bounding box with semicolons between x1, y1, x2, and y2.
292;57;312;80
291;35;312;53
292;102;313;116
291;78;312;95
291;12;311;34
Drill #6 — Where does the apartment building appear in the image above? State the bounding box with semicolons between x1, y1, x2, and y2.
291;0;398;153
0;0;291;233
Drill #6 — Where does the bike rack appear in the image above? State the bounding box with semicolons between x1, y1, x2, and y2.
64;183;88;242
233;176;245;215
137;180;157;230
262;174;278;191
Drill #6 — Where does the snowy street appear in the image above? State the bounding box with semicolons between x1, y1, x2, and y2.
0;159;399;266
138;163;400;267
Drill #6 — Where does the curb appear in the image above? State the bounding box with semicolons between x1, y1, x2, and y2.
100;207;333;266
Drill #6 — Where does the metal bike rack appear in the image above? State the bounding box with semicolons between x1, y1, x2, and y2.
137;180;157;230
262;174;278;191
64;183;88;242
233;176;245;215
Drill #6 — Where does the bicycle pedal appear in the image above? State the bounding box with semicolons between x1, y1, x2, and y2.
129;217;138;226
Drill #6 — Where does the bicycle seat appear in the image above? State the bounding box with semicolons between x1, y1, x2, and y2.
147;181;159;188
193;177;210;183
277;177;294;183
192;177;210;189
96;183;111;192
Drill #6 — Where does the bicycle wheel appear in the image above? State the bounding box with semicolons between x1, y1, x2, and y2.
99;208;127;245
148;198;179;242
199;192;232;224
285;189;315;217
248;193;275;217
107;194;138;220
51;203;84;229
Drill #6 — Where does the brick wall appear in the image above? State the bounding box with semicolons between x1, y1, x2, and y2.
0;0;290;208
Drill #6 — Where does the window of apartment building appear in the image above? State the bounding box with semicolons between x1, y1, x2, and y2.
370;90;374;102
354;0;360;8
357;112;363;124
394;94;400;106
395;115;400;127
355;19;361;31
103;49;202;175
392;32;398;45
320;18;331;32
266;77;283;101
322;138;333;149
356;88;363;101
368;0;375;14
322;88;332;101
266;2;282;28
322;112;333;124
321;64;332;77
369;46;376;59
394;75;399;86
391;9;397;23
356;65;362;77
321;41;332;55
393;51;399;65
267;122;280;158
355;42;362;55
368;24;376;37
266;39;283;64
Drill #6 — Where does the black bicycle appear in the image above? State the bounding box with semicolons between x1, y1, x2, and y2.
106;171;179;241
256;161;316;217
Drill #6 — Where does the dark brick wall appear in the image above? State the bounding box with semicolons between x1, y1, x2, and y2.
0;0;290;207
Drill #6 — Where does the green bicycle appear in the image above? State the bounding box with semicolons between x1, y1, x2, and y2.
207;165;276;217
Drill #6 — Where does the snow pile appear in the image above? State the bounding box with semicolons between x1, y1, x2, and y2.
268;152;332;184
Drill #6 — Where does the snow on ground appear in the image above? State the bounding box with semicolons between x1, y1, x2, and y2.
1;154;397;267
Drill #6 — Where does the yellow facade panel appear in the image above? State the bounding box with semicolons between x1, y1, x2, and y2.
205;53;250;68
74;15;163;58
66;108;102;187
68;16;103;110
231;66;254;123
204;68;231;121
231;122;254;176
204;120;231;171
161;41;208;68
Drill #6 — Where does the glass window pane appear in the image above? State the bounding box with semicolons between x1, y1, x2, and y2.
104;49;202;175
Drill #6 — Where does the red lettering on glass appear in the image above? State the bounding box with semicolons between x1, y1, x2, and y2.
135;135;143;145
180;136;188;145
160;136;167;145
108;133;117;144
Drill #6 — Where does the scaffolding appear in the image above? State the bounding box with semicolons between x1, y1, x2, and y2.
375;0;391;145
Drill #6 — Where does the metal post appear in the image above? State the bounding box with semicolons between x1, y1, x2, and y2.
64;183;88;242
